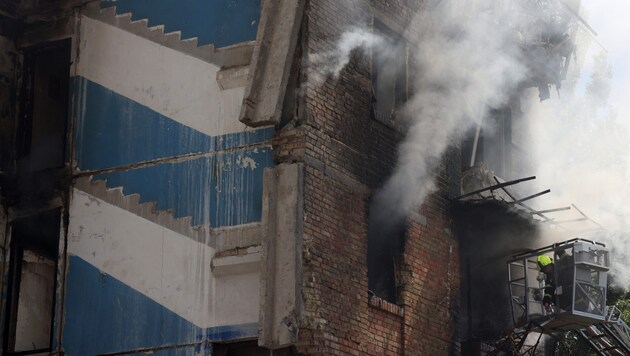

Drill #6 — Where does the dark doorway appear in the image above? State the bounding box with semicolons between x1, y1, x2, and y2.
4;209;61;354
17;39;71;172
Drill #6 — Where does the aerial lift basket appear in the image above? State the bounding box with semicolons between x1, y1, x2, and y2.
507;238;609;332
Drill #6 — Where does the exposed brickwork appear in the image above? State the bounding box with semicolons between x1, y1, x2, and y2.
271;0;462;354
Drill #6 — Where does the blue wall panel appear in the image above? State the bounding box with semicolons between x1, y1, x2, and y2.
63;256;257;355
74;77;274;172
129;346;210;356
95;147;273;227
100;0;260;48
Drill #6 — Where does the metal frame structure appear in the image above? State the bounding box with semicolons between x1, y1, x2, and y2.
507;238;609;332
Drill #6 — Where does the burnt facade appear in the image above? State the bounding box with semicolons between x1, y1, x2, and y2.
290;1;462;354
0;0;463;354
0;0;585;354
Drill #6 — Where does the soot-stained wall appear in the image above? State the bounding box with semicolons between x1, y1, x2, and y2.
454;200;541;346
274;0;463;354
1;1;275;354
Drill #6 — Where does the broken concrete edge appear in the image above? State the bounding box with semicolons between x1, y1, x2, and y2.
211;246;262;277
239;0;306;128
259;163;304;349
216;65;250;90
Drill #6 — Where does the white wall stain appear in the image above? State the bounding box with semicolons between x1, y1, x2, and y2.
236;155;257;170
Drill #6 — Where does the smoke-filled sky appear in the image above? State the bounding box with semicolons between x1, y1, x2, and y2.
523;0;630;285
582;0;630;105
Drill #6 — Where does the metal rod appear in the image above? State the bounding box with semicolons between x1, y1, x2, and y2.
510;238;605;260
560;1;598;36
514;189;551;204
470;120;482;168
455;176;536;200
544;218;588;225
493;176;553;222
560;2;608;54
530;206;571;215
493;176;517;200
530;332;544;355
572;204;605;229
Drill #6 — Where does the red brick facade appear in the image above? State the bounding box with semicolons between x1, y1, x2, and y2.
272;0;462;354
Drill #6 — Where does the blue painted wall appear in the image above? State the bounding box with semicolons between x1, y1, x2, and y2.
63;256;257;355
100;0;260;47
74;77;274;172
74;76;274;228
95;147;273;227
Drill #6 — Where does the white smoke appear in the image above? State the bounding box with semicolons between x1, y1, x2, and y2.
522;1;630;286
307;0;630;287
372;2;530;227
306;2;543;226
308;28;384;87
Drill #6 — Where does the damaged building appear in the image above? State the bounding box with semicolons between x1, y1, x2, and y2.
0;0;610;355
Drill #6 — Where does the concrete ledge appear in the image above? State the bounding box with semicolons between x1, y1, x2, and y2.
212;246;262;276
217;65;250;90
214;223;264;252
239;0;305;127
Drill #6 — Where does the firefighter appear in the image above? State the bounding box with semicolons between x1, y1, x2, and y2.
537;255;555;312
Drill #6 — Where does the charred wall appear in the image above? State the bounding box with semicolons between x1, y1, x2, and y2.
454;200;540;348
0;11;18;190
275;0;462;354
0;0;76;210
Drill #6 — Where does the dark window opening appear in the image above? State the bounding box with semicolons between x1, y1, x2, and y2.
461;108;512;178
213;340;289;356
372;22;407;126
4;209;60;355
16;39;71;173
367;215;407;304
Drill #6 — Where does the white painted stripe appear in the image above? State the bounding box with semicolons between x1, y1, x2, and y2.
76;16;247;137
67;189;259;328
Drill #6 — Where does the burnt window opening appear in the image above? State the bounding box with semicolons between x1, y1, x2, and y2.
4;209;61;355
461;108;513;179
371;22;407;127
367;214;407;304
16;39;71;173
213;340;288;356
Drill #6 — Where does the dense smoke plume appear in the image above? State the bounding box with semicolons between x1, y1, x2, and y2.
310;0;630;286
310;2;532;229
372;3;531;229
308;29;384;87
523;34;630;285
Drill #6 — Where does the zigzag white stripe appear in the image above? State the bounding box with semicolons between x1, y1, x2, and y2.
76;16;245;137
67;189;260;328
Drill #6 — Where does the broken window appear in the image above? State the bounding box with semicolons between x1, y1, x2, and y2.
367;214;406;304
16;39;70;172
461;108;513;178
4;209;60;354
372;22;407;127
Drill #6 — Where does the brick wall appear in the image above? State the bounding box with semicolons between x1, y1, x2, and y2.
272;0;461;354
